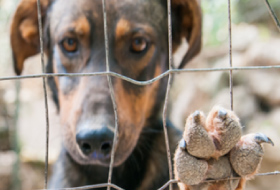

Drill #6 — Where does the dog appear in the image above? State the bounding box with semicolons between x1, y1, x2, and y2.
10;0;272;189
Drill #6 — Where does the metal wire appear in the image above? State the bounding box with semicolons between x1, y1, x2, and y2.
200;171;280;184
7;0;280;189
263;0;280;31
162;75;173;190
36;0;50;188
158;180;178;190
227;0;234;111
11;81;21;190
38;183;125;190
38;171;280;190
162;0;174;189
101;0;119;189
1;65;280;83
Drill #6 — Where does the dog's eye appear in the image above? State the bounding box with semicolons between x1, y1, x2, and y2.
130;37;148;53
61;38;78;53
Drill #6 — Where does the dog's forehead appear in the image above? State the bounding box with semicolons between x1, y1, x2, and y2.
49;0;166;35
114;0;166;22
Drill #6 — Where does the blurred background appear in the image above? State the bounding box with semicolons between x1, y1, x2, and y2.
0;0;280;189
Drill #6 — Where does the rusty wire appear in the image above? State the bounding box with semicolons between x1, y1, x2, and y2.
6;0;280;189
36;0;50;188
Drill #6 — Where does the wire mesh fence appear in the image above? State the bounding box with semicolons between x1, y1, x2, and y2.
0;0;280;189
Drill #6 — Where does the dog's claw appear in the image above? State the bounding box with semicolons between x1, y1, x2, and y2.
218;108;227;120
254;133;274;146
193;111;201;123
179;139;187;150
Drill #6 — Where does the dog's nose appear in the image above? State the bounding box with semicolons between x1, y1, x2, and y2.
76;127;113;159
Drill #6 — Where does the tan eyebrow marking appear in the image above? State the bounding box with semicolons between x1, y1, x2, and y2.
74;16;90;37
115;18;131;38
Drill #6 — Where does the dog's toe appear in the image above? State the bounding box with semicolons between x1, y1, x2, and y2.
183;110;215;158
230;133;274;178
174;148;208;185
206;106;242;158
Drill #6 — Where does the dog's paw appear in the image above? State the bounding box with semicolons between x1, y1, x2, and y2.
174;107;274;190
230;133;274;178
183;106;242;159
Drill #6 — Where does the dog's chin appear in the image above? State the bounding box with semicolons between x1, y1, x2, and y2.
67;145;134;167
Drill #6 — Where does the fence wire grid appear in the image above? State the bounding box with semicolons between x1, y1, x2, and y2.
2;0;280;190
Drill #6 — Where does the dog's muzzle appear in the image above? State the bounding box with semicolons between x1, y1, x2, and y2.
76;127;114;160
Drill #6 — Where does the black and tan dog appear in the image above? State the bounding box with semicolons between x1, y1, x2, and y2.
10;0;273;190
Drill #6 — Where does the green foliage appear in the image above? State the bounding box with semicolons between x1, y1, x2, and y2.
236;0;280;24
202;0;239;46
201;0;280;46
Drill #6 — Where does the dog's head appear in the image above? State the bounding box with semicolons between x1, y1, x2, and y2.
10;0;201;166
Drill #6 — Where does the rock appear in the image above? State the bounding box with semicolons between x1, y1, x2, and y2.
246;71;280;107
247;108;280;163
0;151;16;175
232;24;259;52
245;39;280;67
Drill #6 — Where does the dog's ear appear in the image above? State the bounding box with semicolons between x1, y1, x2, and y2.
171;0;202;68
10;0;50;75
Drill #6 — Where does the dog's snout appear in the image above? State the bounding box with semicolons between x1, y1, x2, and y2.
76;128;113;159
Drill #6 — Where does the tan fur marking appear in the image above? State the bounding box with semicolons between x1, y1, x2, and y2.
208;184;226;190
74;16;90;37
19;19;38;43
10;0;50;75
112;65;161;165
115;18;131;39
115;65;161;129
235;178;246;190
59;77;87;127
